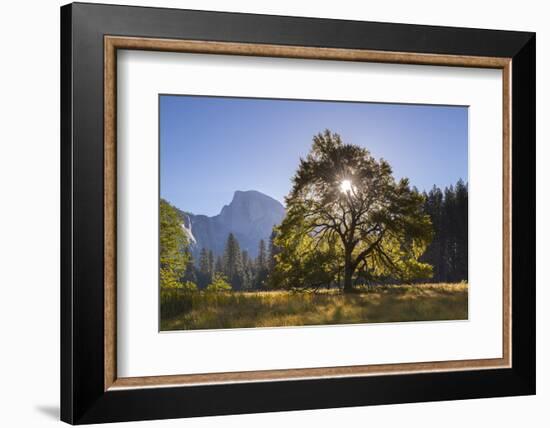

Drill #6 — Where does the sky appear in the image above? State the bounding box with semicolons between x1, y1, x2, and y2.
160;95;468;216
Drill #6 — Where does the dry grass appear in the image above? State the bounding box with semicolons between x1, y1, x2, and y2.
160;283;468;331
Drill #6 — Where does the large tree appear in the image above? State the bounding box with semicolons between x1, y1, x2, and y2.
268;230;280;272
159;199;190;288
276;130;432;292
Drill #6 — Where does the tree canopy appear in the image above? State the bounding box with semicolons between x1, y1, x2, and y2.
272;130;433;292
159;198;191;288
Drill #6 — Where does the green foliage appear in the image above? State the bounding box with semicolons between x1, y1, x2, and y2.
180;281;198;292
257;239;268;270
159;199;190;289
206;272;233;292
160;268;182;289
214;255;224;274
198;247;213;287
241;250;257;290
255;239;269;288
268;229;280;272
274;130;433;291
223;233;244;289
182;250;198;284
208;250;215;279
269;213;342;290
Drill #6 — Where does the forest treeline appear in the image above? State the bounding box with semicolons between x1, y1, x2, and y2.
183;232;278;290
161;179;467;291
420;180;468;283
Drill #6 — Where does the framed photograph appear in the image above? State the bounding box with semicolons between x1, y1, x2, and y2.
61;2;535;424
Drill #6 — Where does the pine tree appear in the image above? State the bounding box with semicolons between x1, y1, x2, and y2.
454;179;468;281
268;230;278;271
182;249;198;285
421;180;468;283
257;239;267;270
198;248;212;287
422;186;444;281
223;233;244;289
241;249;250;267
207;250;215;280
443;185;457;280
241;250;253;290
215;255;223;274
255;239;269;288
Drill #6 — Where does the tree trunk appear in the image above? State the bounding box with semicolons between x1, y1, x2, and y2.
343;249;354;293
343;267;353;293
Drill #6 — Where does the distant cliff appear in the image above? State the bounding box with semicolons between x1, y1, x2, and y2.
177;190;285;258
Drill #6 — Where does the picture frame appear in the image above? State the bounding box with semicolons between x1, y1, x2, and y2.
60;2;535;424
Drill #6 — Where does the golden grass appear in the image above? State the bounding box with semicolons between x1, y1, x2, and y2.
160;283;468;331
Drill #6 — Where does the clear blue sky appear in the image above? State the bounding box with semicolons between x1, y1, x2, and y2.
160;95;468;216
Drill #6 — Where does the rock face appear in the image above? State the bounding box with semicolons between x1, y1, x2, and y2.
180;190;285;259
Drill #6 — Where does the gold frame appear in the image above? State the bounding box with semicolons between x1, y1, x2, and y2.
104;36;512;391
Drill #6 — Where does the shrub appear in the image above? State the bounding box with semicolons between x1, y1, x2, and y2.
206;273;232;292
180;281;198;292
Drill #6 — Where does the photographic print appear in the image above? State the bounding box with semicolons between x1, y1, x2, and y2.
159;95;468;331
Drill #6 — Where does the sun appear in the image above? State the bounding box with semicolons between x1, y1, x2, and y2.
340;179;353;193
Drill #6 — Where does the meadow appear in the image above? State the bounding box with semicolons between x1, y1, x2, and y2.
160;283;468;331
